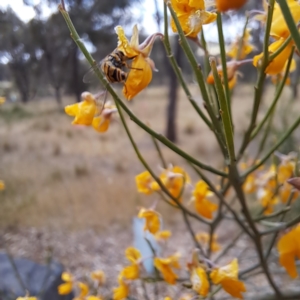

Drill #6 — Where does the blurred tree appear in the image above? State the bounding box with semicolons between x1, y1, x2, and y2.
0;9;37;103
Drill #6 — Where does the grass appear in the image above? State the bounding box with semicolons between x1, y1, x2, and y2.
0;84;299;231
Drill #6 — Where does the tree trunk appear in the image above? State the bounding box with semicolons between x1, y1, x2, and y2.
55;86;62;106
166;37;183;142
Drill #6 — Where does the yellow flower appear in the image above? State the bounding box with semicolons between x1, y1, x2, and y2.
196;232;221;252
138;208;161;234
191;267;210;296
65;92;96;126
151;165;191;202
0;97;5;105
210;259;246;299
278;160;295;184
16;296;37;300
207;60;239;89
58;272;73;295
227;30;254;60
155;230;172;241
92;102;117;133
87;297;103;300
277;224;300;278
253;39;294;75
115;25;161;100
280;182;299;204
271;58;297;85
170;0;217;38
154;253;181;284
0;180;5;191
113;274;129;300
271;0;300;39
257;188;279;215
135;171;155;195
76;282;89;299
191;180;218;219
90;270;106;286
216;0;247;12
121;247;141;280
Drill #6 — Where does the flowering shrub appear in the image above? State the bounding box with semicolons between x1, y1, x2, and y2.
18;0;300;299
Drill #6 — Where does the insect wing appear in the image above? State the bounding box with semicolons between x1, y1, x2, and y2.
94;90;108;117
83;63;101;83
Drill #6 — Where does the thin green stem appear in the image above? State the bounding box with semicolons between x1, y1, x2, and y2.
216;13;232;123
151;136;167;168
162;3;213;131
251;47;294;140
210;58;236;165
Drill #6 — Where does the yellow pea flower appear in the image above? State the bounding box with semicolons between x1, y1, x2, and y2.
0;97;5;105
271;0;300;39
65;92;96;126
277;159;295;184
253;39;294;75
196;232;221;252
0;180;5;191
113;273;129;300
16;296;37;300
115;25;162;100
280;182;299;204
257;188;279;215
87;296;103;300
207;60;239;89
154;253;181;285
270;58;297;86
138;208;161;234
90;270;106;286
58;272;73;295
210;259;246;299
135;171;155;195
155;230;172;241
190;267;210;296
277;224;300;278
216;0;247;12
227;30;254;60
121;247;141;280
191;180;218;219
170;0;217;38
92;102;117;133
76;282;89;299
151;165;191;202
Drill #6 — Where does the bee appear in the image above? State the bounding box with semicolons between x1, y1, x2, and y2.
83;49;140;84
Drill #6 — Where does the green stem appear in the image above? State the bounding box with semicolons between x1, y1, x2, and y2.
237;0;275;160
216;13;232;124
251;47;294;140
276;0;300;52
162;3;213;130
151;136;167;169
210;58;236;165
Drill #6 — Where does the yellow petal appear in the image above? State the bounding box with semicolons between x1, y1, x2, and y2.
113;281;129;300
155;230;172;241
123;55;152;100
135;171;154;195
61;272;73;282
253;39;294;75
125;247;142;263
90;270;106;285
191;267;210;296
92;116;110;133
58;282;73;295
138;208;161;234
78;282;89;298
115;26;139;58
122;264;140;280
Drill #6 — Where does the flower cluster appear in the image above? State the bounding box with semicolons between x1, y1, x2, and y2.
241;153;299;215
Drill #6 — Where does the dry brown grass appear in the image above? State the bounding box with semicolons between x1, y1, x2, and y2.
0;84;299;231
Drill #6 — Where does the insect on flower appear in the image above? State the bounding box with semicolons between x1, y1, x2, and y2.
83;49;142;84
